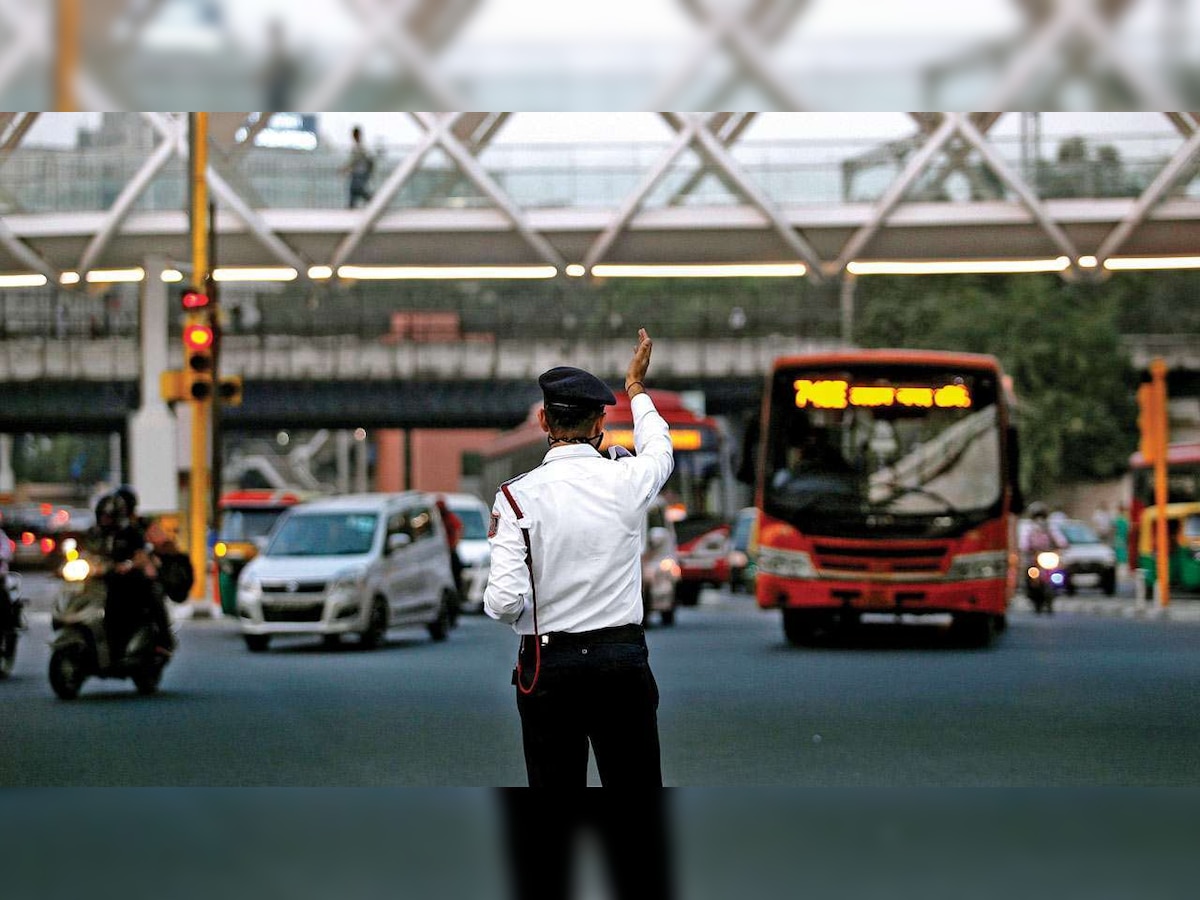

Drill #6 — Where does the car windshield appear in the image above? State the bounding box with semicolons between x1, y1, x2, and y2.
764;365;1002;538
451;506;488;540
266;512;378;557
220;508;289;542
1059;521;1100;544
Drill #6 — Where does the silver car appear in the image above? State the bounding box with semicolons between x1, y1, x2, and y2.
236;492;459;651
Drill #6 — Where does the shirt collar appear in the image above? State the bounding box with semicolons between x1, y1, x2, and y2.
543;443;602;463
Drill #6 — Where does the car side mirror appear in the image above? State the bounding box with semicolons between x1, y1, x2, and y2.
387;532;412;553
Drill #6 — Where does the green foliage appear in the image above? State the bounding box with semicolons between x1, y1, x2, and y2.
855;274;1139;498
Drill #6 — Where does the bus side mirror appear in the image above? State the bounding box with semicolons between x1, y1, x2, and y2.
1007;426;1025;515
736;415;760;486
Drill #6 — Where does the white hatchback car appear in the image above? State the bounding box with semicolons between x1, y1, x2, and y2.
236;492;459;652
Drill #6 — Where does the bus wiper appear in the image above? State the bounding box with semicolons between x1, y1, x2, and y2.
872;483;955;512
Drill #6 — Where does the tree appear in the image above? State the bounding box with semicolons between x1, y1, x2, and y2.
855;274;1139;499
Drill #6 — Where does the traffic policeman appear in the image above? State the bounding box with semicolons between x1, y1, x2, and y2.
484;328;674;787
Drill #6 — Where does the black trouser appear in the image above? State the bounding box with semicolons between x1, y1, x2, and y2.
501;790;675;900
515;624;662;788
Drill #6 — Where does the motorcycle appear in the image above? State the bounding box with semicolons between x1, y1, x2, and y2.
1023;548;1066;614
49;551;175;700
1;571;25;679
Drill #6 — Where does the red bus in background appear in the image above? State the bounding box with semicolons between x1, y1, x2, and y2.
478;388;734;607
751;350;1021;647
1128;441;1200;561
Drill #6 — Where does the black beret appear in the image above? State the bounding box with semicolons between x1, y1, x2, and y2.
538;366;616;408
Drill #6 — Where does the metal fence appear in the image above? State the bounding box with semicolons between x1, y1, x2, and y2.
2;131;1196;216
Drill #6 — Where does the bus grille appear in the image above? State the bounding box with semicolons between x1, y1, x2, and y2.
812;543;948;574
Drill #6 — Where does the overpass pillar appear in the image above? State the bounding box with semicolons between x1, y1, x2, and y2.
0;434;12;495
128;256;179;516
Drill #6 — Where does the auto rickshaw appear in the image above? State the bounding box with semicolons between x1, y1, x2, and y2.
213;490;313;614
1137;501;1200;593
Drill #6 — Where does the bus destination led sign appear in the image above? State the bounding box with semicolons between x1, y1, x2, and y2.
793;379;972;410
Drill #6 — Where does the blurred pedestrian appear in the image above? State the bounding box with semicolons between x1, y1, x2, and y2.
435;495;464;601
484;328;674;787
1091;501;1114;544
1113;501;1131;573
341;126;375;208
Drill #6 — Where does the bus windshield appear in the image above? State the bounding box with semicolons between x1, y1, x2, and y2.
764;364;1002;537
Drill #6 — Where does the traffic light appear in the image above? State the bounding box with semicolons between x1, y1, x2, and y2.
180;286;215;402
218;374;243;407
183;319;215;401
180;287;210;311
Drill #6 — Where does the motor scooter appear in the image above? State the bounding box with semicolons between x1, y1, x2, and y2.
49;554;174;699
1023;548;1066;614
0;571;24;679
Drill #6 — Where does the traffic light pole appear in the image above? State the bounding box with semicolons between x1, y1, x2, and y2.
1150;359;1170;608
189;113;211;610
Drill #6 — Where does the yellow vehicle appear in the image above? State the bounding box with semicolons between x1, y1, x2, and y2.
1138;501;1200;592
214;490;314;614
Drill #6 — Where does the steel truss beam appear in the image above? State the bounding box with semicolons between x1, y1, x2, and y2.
0;0;48;97
986;0;1180;109
302;0;466;110
142;112;309;274
654;0;809;110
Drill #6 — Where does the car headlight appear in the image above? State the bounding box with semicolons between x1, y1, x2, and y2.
331;568;367;593
946;551;1007;581
1036;551;1060;570
238;573;262;599
756;547;818;579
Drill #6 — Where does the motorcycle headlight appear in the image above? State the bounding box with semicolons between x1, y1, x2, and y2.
946;551;1007;581
1036;551;1060;570
756;547;818;579
61;558;91;582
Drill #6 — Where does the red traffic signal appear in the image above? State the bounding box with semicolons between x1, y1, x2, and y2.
183;322;215;354
181;288;210;311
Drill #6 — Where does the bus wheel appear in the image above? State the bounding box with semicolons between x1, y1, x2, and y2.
952;613;997;648
783;610;820;647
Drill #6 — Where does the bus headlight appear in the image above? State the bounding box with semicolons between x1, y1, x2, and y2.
1036;551;1061;570
946;551;1007;581
756;547;818;579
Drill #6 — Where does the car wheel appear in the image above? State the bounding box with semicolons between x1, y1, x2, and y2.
1101;568;1117;596
243;634;270;653
428;591;455;642
359;597;388;649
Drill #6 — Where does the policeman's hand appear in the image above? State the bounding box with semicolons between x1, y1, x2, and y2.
626;328;653;395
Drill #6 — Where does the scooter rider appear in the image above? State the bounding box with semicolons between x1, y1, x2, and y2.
1021;502;1066;555
86;491;172;661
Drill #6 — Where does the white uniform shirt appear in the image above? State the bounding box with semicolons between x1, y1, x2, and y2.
484;392;674;634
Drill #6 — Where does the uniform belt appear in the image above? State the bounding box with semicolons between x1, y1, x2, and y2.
521;623;644;652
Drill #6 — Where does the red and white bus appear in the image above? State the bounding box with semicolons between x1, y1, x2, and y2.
750;349;1021;646
477;389;734;606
